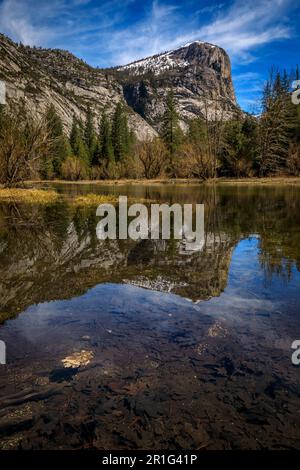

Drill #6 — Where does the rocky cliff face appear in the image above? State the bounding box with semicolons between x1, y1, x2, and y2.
0;33;240;138
114;41;240;130
0;34;156;140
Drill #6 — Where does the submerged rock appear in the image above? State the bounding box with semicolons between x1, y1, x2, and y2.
62;350;94;368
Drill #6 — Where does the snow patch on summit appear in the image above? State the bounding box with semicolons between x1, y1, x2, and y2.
117;41;217;76
118;51;189;76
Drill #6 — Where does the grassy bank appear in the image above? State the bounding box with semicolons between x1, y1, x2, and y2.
71;194;119;206
0;188;157;206
0;188;59;204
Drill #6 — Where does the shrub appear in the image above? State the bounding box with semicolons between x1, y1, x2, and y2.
61;156;88;180
0;104;56;187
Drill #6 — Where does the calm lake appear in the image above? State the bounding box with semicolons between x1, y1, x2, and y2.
0;183;299;449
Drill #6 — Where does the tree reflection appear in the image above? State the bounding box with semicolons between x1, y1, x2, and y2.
0;184;299;322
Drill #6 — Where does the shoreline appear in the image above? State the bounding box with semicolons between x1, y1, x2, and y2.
1;177;300;204
27;177;300;186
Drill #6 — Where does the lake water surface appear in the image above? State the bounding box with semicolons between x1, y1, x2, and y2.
0;183;299;449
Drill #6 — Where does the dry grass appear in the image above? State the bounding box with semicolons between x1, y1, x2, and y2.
0;188;156;206
70;194;156;207
0;188;59;204
71;194;118;207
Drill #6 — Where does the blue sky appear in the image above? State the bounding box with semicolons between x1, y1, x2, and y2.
0;0;299;112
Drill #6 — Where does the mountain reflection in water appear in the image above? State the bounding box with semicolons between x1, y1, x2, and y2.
0;184;299;449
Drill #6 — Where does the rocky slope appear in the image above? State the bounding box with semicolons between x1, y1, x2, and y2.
0;33;156;139
114;41;240;130
0;33;240;138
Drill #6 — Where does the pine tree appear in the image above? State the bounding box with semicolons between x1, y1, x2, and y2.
46;104;63;136
70;117;89;165
128;128;136;152
122;112;131;156
40;153;54;180
98;111;114;164
241;115;258;166
84;106;98;163
70;118;80;153
161;90;182;170
257;70;293;175
221;120;246;177
41;105;59;179
292;65;300;143
45;105;71;177
60;136;73;164
111;103;131;161
188;117;207;146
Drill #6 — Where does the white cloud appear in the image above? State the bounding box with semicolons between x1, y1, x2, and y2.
195;0;292;51
0;0;50;45
233;72;264;94
196;3;225;15
0;0;295;66
0;0;135;47
233;72;262;81
100;0;294;66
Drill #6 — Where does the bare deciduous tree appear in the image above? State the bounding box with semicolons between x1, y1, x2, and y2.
175;142;216;180
136;138;167;179
202;98;227;179
0;104;55;187
174;98;227;180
